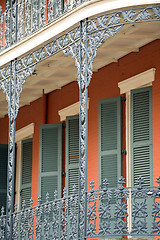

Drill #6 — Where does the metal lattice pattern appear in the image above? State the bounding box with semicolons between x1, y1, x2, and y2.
1;5;160;81
0;177;160;238
0;60;36;240
87;176;160;238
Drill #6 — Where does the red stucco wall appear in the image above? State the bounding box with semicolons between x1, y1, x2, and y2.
0;39;160;206
88;39;160;189
0;0;5;11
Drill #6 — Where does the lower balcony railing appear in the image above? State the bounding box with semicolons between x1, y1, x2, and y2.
1;176;160;239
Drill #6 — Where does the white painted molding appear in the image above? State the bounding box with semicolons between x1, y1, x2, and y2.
58;99;90;121
15;123;34;142
118;68;156;94
0;0;160;67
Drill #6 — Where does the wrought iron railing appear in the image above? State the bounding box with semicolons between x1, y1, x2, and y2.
0;0;89;53
1;176;160;239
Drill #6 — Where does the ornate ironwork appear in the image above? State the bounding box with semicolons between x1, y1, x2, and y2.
64;0;71;14
0;4;160;240
28;199;34;239
98;178;112;236
61;188;68;240
48;0;54;23
36;196;43;239
44;193;51;239
152;176;160;235
87;180;97;237
39;0;46;28
0;0;90;53
0;207;5;239
0;6;3;52
17;0;24;41
20;201;27;238
1;177;160;238
12;204;18;239
68;185;78;240
0;59;36;239
1;6;160;77
4;2;11;49
52;191;60;239
11;0;17;45
0;3;160;53
114;177;129;235
32;0;39;33
25;0;32;37
55;0;63;19
131;176;149;235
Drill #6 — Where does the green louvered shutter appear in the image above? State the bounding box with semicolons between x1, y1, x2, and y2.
131;87;153;236
66;116;79;196
39;124;62;203
99;96;122;188
20;139;32;209
0;145;8;210
131;87;153;186
99;96;122;237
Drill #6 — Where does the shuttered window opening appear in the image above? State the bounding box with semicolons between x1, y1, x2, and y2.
0;145;8;210
99;96;122;189
66;116;79;196
20;139;32;209
39;124;62;203
131;87;153;187
99;97;122;238
131;86;153;237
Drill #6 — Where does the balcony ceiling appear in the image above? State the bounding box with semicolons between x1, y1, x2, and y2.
0;21;160;118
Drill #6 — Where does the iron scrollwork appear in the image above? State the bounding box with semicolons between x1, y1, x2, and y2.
87;180;97;237
98;179;112;236
0;6;3;52
114;177;129;235
131;176;149;236
0;59;36;239
152;176;160;235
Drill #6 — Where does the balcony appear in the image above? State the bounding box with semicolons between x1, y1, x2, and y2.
0;0;90;53
0;176;160;239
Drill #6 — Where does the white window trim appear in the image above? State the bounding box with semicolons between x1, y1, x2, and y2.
15;123;34;142
118;68;155;186
118;68;155;235
58;99;90;121
118;68;155;94
15;123;34;209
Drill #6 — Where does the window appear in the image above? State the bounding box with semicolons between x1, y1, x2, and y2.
131;87;153;187
118;68;155;234
15;123;34;209
39;100;89;201
118;68;155;188
39;117;79;201
99;96;122;237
